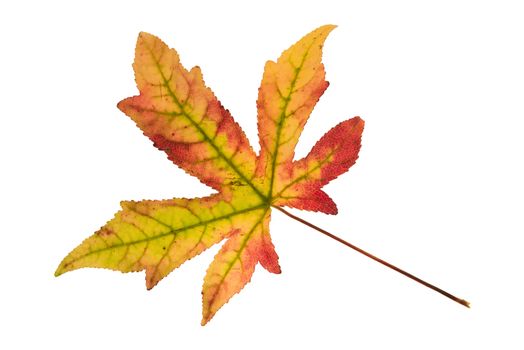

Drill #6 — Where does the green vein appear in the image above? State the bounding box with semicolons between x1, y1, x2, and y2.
205;208;269;310
145;45;267;202
59;204;267;269
267;43;317;199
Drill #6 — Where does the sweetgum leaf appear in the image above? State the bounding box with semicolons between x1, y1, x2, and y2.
56;24;364;325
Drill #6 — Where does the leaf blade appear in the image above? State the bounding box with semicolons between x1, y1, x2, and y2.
56;25;367;325
119;32;263;197
273;117;364;213
257;25;336;197
55;192;266;289
201;209;279;325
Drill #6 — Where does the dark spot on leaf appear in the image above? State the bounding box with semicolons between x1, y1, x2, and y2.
97;228;114;237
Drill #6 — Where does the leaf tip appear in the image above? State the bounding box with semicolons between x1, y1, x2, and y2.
137;31;154;41
353;115;365;128
321;23;337;31
54;260;68;277
313;24;337;41
145;267;161;290
54;267;63;277
116;99;125;113
201;304;215;326
135;31;159;52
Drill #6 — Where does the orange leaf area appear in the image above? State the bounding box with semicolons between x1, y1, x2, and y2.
56;25;364;325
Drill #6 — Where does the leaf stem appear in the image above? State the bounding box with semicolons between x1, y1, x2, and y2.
273;206;470;308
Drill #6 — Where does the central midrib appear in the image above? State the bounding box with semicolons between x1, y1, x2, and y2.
204;207;269;314
67;203;268;263
147;45;267;202
267;44;316;200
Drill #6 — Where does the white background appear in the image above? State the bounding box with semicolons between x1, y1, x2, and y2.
1;0;523;349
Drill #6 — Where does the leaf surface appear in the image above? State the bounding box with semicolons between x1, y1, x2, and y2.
56;25;364;325
118;32;262;195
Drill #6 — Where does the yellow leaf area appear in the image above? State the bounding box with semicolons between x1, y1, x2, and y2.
56;25;364;325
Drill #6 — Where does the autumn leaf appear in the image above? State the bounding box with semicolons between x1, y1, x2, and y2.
55;24;361;324
56;25;468;325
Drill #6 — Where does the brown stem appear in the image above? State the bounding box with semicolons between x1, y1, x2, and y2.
273;206;470;308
